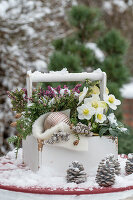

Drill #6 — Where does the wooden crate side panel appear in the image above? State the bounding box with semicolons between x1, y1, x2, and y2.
41;136;118;176
22;135;39;172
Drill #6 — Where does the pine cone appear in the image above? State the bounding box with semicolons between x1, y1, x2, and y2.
96;159;115;187
10;122;17;127
72;122;92;136
106;155;121;175
15;113;22;119
45;131;70;144
125;153;133;175
66;161;87;184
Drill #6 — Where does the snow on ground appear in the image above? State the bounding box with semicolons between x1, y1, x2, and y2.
120;81;133;99
103;0;133;14
0;0;77;154
0;149;132;190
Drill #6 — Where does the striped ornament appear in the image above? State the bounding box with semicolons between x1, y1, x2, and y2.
44;112;70;130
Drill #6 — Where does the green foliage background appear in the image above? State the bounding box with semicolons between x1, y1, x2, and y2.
48;5;132;154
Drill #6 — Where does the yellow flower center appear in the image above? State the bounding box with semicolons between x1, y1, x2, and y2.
108;96;115;104
97;114;103;120
92;101;99;109
83;109;89;115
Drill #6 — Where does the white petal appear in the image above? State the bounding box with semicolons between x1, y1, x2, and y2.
74;92;79;97
83;87;88;93
109;103;117;110
77;107;83;114
91;94;100;100
78;96;84;105
115;99;121;105
78;114;84;120
84;98;91;104
84;114;92;120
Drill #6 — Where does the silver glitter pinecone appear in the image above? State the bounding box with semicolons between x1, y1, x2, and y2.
72;122;92;136
96;159;115;187
106;155;121;175
45;131;70;144
66;161;87;184
125;153;133;175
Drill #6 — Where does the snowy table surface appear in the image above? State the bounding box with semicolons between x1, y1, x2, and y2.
0;189;133;200
0;149;133;199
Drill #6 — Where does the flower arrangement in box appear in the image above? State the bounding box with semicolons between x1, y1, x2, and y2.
8;77;128;155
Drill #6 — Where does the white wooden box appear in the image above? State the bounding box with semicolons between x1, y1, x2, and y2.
23;70;118;176
23;135;118;176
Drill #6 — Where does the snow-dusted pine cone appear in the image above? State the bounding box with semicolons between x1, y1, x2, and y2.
106;155;121;175
45;131;70;144
96;159;115;187
72;122;92;136
66;161;87;184
125;153;133;175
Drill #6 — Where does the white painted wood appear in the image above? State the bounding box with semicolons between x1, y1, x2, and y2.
41;136;118;176
23;135;118;175
100;72;107;100
26;73;32;103
22;135;39;172
29;72;103;82
26;71;107;101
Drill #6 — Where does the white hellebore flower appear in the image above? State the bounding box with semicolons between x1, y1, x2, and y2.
77;103;95;120
95;109;106;123
78;87;88;105
104;94;121;110
84;94;107;111
84;94;100;110
107;113;118;126
91;85;100;95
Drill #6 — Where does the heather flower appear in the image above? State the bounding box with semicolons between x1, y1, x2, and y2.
60;88;70;96
73;84;82;93
56;85;61;92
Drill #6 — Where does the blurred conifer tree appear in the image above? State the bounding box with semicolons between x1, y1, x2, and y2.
46;4;131;154
48;5;130;102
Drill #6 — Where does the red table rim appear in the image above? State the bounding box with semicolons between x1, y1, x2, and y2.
0;184;133;195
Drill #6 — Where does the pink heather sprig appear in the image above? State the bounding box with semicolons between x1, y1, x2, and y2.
45;86;57;98
55;85;61;93
22;88;27;94
7;91;16;100
39;88;45;97
72;83;82;93
22;88;28;100
63;85;68;89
